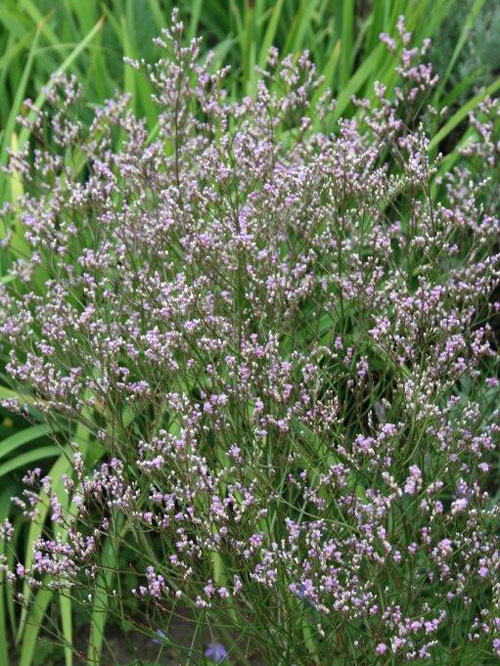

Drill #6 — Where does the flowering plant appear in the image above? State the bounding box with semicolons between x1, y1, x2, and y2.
1;12;499;665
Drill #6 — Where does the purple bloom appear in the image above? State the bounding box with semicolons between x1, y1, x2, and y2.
205;643;228;663
152;629;168;645
295;582;315;608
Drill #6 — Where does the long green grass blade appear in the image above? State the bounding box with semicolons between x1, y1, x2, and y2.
0;446;58;478
65;0;97;34
433;0;486;103
339;0;354;87
147;0;167;31
17;16;104;154
0;424;54;460
0;22;42;201
332;43;383;122
56;496;76;666
59;587;73;666
312;39;341;108
87;516;125;665
16;450;72;639
8;132;24;204
0;385;43;408
18;0;60;58
0;485;15;666
18;588;52;666
258;0;285;70
429;75;500;152
283;0;320;55
187;0;203;41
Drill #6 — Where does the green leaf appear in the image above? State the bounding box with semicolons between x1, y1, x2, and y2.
17;16;104;155
339;0;354;87
283;0;320;55
18;589;53;666
0;21;41;214
16;448;72;623
332;43;383;122
433;0;487;103
428;75;500;153
0;446;58;478
0;484;15;666
312;39;341;108
0;424;55;460
258;0;285;70
87;515;126;665
59;592;73;666
187;0;203;41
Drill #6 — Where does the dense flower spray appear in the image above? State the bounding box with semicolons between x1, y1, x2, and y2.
0;12;499;665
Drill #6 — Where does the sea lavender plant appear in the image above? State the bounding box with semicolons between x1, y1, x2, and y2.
0;12;499;666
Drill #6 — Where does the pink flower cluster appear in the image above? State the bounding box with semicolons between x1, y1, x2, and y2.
0;13;499;664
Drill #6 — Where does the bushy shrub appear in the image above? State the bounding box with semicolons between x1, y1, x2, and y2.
1;13;500;665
